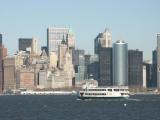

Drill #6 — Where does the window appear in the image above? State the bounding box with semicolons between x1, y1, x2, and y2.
108;89;112;91
114;89;119;91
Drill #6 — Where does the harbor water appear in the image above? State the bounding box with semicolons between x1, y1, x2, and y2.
0;95;160;120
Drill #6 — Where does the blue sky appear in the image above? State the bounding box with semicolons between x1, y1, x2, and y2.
0;0;160;60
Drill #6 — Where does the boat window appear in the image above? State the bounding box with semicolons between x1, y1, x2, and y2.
108;89;112;91
114;89;119;91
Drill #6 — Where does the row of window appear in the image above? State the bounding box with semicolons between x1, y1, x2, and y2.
87;89;106;91
85;93;106;95
121;93;129;95
86;89;128;92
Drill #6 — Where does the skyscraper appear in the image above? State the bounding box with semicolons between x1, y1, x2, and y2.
19;37;38;54
143;61;152;88
128;50;143;88
58;38;68;69
3;56;16;91
152;50;157;87
84;54;99;80
72;49;85;86
99;48;112;86
47;27;75;54
113;40;128;86
157;33;160;88
0;34;7;93
94;28;112;54
72;49;85;66
0;34;2;46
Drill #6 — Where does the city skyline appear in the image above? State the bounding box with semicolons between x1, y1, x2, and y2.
0;0;160;60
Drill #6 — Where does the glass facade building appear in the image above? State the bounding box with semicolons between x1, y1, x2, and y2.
157;34;160;88
113;40;128;86
128;50;143;87
151;50;157;88
47;27;70;54
84;54;99;80
99;48;112;86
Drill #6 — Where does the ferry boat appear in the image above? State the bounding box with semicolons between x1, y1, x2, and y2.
77;83;130;99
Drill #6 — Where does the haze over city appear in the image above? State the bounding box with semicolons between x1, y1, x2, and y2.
0;0;160;59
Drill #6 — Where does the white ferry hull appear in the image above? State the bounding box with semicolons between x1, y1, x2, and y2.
77;94;129;100
78;96;129;100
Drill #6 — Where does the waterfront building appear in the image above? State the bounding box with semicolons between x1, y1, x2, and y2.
58;38;68;69
74;55;85;87
49;52;57;68
143;61;152;88
0;34;7;93
84;54;99;80
37;70;50;89
99;48;112;86
17;68;35;90
128;50;143;88
94;28;112;54
157;33;160;88
143;65;147;88
19;37;38;55
151;50;157;87
72;49;85;66
3;56;17;91
47;27;75;54
113;40;128;86
72;49;86;86
34;52;49;87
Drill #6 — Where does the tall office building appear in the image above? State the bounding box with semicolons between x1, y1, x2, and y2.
143;61;152;88
19;37;38;54
152;50;157;87
128;50;143;88
113;40;128;86
3;56;17;91
0;34;2;71
74;55;85;86
99;48;112;86
84;54;99;80
72;49;85;86
0;34;2;46
72;49;85;66
94;28;112;54
0;34;7;93
157;34;160;88
58;39;68;69
47;27;75;54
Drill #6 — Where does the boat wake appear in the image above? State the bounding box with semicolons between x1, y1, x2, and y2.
127;98;141;101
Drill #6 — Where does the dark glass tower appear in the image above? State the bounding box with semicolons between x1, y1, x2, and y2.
99;48;112;86
128;50;143;87
151;50;157;87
